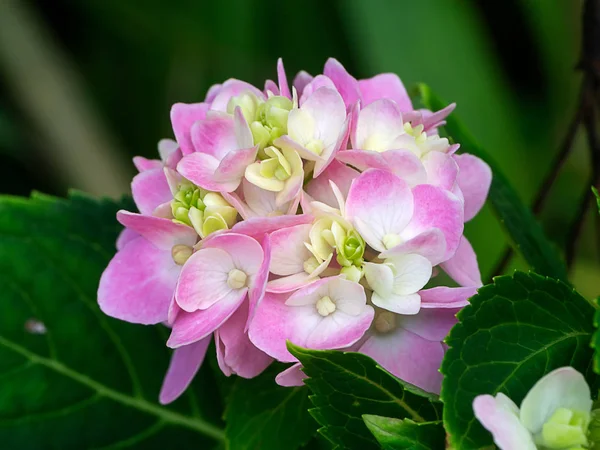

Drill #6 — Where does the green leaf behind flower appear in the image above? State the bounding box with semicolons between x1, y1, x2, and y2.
224;363;318;450
0;192;226;449
363;415;445;450
288;343;442;450
593;186;600;214
441;271;597;449
418;84;568;282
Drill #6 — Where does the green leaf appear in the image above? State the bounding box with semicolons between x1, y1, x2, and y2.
591;299;600;374
418;84;568;282
441;271;597;449
363;415;445;450
288;344;442;450
593;186;600;214
224;363;317;450
0;192;225;449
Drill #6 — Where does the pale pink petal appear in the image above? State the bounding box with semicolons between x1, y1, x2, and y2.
270;224;312;276
299;74;336;105
274;135;325;162
293;71;313;99
216;301;273;377
201;232;265;277
359;328;444;393
276;363;305;387
301;87;347;152
167;294;180;326
358;73;412;111
209;79;265;112
116;228;138;251
116;211;197;250
133;156;161;172
314;110;351;177
380;229;447;265
440;236;483;287
158;138;180;165
264;79;279;96
401;185;464;260
177;153;241;192
419;286;477;309
473;394;537;450
323;58;360;108
159;337;211;404
98;237;178;324
277;58;291;99
354;99;404;151
305;160;359;208
231;214;313;240
266;273;317;294
345;169;414;252
397;307;460;342
167;289;247;348
214;146;258;183
131;168;172;216
421;104;456;132
175;247;236;312
454;153;492;221
170;103;209;155
422;152;459;191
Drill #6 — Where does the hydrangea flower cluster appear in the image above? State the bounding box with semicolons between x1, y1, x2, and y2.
98;58;492;404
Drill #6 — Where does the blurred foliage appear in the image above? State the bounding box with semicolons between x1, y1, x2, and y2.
0;0;597;294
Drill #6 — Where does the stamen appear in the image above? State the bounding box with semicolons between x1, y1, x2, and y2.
227;269;248;289
316;296;336;317
171;245;193;265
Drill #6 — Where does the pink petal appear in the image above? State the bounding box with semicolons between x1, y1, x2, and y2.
177;152;241;192
167;289;247;348
422;152;459;191
454;154;492;221
159;337;211;404
264;79;279;96
301;87;347;155
293;71;313;99
98;237;178;324
116;211;197;250
276;363;306;387
190;113;239;160
277;58;291;99
266;273;317;293
216;301;272;377
421;104;456;132
246;234;271;329
133;156;161;172
131;168;173;216
231;214;313;241
298;74;336;105
175;247;236;312
209;79;265;112
116;228;138;251
401;185;464;260
358;73;412;111
473;394;536;450
440;236;483;287
158;138;181;166
419;286;477;309
380;228;447;265
345;169;414;252
323;58;361;108
305;160;359;208
205;83;223;102
170;103;210;155
359;328;444;393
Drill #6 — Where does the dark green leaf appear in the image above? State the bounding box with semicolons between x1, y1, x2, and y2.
0;192;225;449
591;299;600;374
363;415;445;450
593;186;600;214
418;84;568;282
224;363;317;450
288;344;442;450
441;271;597;449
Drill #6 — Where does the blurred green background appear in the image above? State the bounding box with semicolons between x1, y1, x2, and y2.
0;0;597;296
